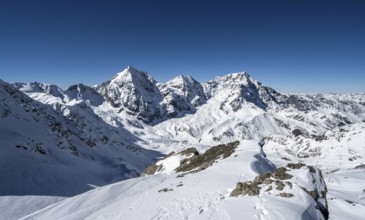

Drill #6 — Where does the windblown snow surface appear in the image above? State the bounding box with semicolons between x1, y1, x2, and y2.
20;141;326;220
1;66;365;219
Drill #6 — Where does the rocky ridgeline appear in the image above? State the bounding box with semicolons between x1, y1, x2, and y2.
230;162;329;220
14;67;365;143
141;141;240;176
94;66;209;123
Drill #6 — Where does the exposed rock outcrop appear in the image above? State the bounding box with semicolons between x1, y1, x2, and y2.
141;141;240;176
230;163;328;219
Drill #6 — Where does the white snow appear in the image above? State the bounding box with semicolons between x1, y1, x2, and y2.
20;141;323;220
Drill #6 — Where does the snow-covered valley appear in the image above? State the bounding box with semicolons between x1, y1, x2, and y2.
1;66;365;219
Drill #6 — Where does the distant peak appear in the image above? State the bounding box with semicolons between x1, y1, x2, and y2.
173;75;190;81
168;75;198;84
112;66;143;80
122;65;138;73
113;66;139;78
226;71;251;78
110;66;157;87
65;83;93;91
126;65;137;71
209;71;252;82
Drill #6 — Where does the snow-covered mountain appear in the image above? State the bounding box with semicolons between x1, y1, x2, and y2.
94;66;208;123
159;75;207;118
94;66;163;123
1;67;365;219
155;72;365;146
0;79;161;219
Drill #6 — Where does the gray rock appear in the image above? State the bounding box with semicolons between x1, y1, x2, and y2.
354;164;365;169
141;164;163;176
279;192;294;198
287;163;306;169
175;141;239;173
292;128;303;137
308;166;317;173
230;182;261;197
179;147;199;156
272;167;293;180
158;188;173;193
230;166;293;197
275;181;285;191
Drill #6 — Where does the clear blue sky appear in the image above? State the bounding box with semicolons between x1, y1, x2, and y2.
0;0;364;93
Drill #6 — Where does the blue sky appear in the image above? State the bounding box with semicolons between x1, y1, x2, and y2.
0;0;364;93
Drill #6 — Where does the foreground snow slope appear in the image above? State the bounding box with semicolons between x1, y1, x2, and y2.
21;141;327;220
264;123;365;220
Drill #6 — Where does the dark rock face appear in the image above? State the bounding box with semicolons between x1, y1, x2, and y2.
292;129;303;137
286;95;314;112
259;86;285;105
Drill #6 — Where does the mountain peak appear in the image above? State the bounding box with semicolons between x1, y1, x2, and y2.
126;65;135;71
218;71;252;82
111;66;156;86
14;82;64;97
97;66;162;123
64;83;104;105
204;71;258;90
167;75;199;86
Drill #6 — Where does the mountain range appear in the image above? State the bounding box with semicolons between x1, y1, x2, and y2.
1;66;364;220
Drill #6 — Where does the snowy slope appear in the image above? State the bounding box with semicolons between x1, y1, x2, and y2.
2;80;161;191
0;80;161;219
263;123;365;220
20;141;328;220
154;72;365;146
